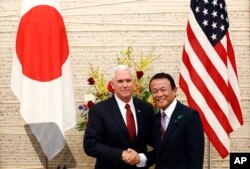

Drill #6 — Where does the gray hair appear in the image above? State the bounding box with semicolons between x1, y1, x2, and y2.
111;65;134;80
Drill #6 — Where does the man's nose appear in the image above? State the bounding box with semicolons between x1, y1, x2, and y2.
122;81;128;87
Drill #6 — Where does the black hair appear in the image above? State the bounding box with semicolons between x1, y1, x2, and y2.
149;72;176;91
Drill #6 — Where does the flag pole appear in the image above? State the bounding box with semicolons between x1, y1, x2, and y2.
207;138;211;169
45;156;48;169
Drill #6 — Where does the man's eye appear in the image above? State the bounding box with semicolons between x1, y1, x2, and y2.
161;88;167;92
152;90;158;94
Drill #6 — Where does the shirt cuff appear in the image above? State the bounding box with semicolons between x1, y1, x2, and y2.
136;153;147;167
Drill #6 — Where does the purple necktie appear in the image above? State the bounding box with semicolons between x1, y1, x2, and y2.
160;112;166;139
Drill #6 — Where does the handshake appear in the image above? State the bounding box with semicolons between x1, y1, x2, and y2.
121;148;140;165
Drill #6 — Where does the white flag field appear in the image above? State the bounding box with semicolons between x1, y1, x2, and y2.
11;0;76;160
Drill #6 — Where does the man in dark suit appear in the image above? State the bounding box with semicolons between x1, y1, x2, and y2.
149;73;204;169
84;65;154;169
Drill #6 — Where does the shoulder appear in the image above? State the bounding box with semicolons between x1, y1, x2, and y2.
177;101;195;112
87;98;116;121
89;97;113;111
133;97;153;109
133;97;152;106
133;97;154;117
176;101;200;118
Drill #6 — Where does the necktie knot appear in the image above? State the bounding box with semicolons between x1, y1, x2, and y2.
162;112;166;119
125;104;130;110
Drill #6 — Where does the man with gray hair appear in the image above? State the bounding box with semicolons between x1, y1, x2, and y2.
84;65;154;169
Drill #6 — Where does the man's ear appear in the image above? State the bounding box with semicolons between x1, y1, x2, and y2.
174;87;177;97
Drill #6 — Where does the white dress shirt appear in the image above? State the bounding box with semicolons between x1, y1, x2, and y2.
115;95;138;134
161;99;177;131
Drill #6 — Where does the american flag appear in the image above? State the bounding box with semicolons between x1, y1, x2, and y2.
179;0;243;158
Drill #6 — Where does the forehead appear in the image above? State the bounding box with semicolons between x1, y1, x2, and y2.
150;78;171;88
114;69;133;79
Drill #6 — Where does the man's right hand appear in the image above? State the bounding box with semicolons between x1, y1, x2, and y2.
121;148;140;165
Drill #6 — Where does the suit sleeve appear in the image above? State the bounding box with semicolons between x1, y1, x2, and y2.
83;106;123;166
187;110;205;169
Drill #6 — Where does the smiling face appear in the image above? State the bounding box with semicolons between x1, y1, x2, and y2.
111;68;135;103
150;78;177;110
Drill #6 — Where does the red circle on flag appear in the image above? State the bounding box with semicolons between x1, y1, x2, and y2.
16;5;69;82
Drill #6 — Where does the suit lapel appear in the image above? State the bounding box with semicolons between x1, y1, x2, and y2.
133;99;143;142
108;96;130;139
108;96;144;144
154;112;162;152
160;101;181;148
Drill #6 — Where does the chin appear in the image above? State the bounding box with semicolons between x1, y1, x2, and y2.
120;94;131;99
122;92;132;97
158;103;167;109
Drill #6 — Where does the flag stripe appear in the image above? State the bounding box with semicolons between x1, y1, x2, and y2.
214;40;227;65
228;84;243;129
227;33;238;75
226;31;243;128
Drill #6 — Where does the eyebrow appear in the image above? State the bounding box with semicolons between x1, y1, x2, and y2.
117;79;132;82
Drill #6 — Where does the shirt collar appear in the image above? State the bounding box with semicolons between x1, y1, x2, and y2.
161;99;177;118
114;94;133;109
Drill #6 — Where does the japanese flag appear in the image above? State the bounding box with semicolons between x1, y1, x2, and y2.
11;0;76;160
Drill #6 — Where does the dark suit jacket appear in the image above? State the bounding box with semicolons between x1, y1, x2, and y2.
84;96;154;169
153;101;204;169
